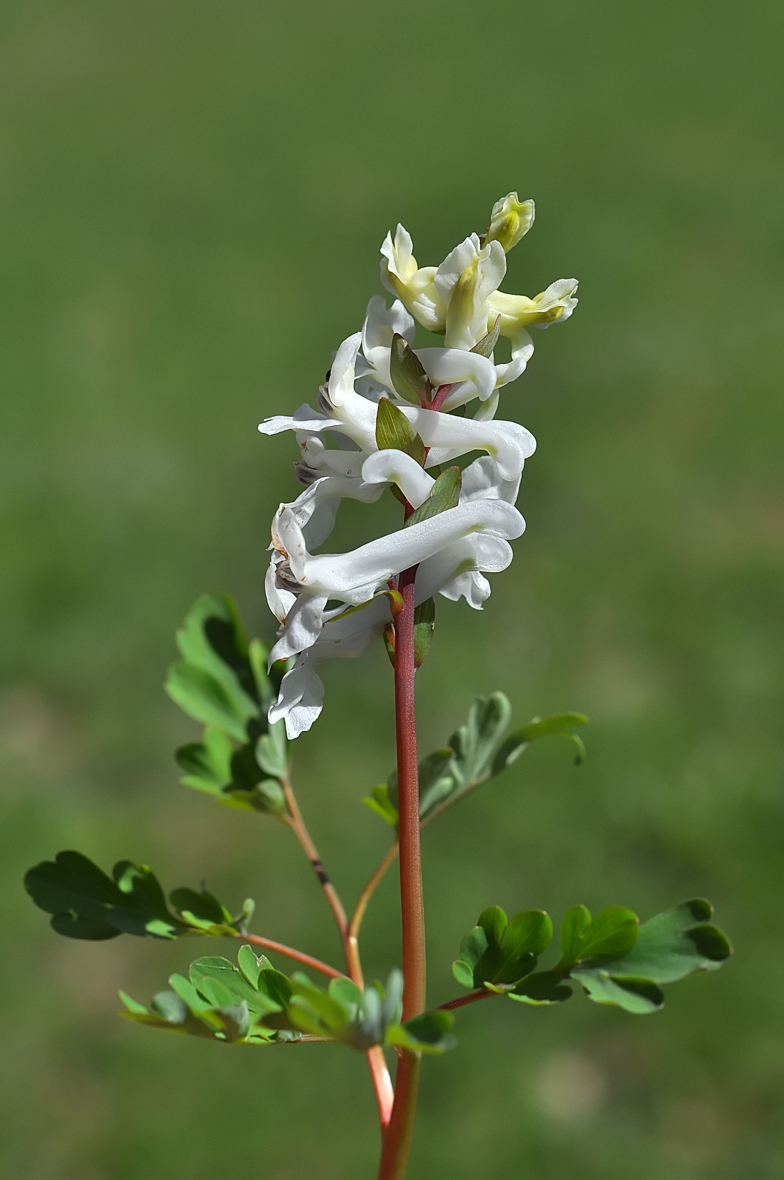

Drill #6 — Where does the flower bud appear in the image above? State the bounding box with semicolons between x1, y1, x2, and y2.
484;192;535;253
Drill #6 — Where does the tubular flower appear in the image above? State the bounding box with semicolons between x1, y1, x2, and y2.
259;192;577;736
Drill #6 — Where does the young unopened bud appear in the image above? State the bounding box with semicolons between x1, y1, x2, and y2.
485;192;535;253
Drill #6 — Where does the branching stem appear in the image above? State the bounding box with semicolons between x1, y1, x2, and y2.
237;932;346;979
280;775;394;1130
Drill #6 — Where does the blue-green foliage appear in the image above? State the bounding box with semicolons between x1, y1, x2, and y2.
166;595;289;814
453;899;732;1014
121;953;455;1054
24;850;253;941
366;694;588;826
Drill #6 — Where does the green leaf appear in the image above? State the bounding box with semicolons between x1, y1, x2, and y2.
593;899;732;983
176;726;234;795
175;727;286;816
450;693;513;788
413;597;436;669
255;720;288;779
166;662;252;743
386;1010;456;1054
451;959;475;989
509;970;573;1006
559;905;592;965
389;333;431;406
367;695;588;831
375;397;426;465
388;748;455;822
362;783;399;826
572;971;664;1014
454;906;553;989
168;887;234;934
172;594;261;717
405;467;462;528
470;316;501;358
492;712;589;773
119;949;292;1045
578;907;640;961
25;850;251;941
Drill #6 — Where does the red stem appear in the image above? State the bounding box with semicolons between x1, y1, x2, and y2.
394;563;426;1021
435;988;496;1012
239;932;346;979
377;546;426;1179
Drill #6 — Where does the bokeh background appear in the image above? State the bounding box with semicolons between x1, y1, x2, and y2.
2;2;783;1177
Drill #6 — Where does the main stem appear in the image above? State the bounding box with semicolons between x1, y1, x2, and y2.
377;561;425;1180
393;566;426;1021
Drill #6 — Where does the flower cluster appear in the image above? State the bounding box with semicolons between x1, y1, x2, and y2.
259;193;577;738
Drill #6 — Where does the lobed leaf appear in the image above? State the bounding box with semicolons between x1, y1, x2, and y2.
368;696;588;832
453;905;553;989
25;850;250;941
386;1010;456;1055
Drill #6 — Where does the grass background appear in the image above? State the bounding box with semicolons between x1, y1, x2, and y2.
1;1;783;1177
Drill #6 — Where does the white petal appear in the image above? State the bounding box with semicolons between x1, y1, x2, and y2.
360;450;435;509
362;295;415;382
265;557;296;623
268;592;329;664
460;454;521;506
416;347;497;403
259;404;331;436
295;499;524;602
439;570;492;609
400;406;535;480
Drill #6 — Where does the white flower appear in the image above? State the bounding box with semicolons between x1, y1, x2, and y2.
379;194;578;392
268;496;524;654
270;523;521;739
380;225;445;332
434;234;507;351
258;190;577;736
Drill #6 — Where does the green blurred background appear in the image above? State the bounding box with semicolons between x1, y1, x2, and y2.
2;1;782;1176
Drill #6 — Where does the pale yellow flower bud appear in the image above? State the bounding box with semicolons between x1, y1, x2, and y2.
485;192;535;253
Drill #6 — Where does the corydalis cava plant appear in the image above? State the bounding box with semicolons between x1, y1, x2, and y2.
24;194;731;1180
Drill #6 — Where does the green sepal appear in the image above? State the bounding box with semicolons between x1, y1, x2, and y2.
389;333;431;406
24;850;252;941
405;468;462;528
375;398;426;465
470;316;501;358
